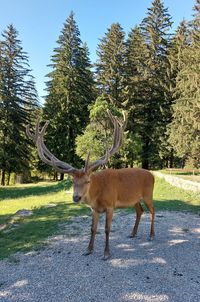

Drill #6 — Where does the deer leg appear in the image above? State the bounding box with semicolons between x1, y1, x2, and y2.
144;200;155;240
130;202;144;238
103;208;113;260
83;210;99;256
149;205;155;240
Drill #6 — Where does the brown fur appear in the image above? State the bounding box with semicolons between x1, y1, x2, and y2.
73;168;155;260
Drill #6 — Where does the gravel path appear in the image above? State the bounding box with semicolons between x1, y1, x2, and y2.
0;211;200;302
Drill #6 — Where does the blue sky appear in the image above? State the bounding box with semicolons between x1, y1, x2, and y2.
0;0;195;102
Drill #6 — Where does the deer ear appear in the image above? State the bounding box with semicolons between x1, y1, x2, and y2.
84;152;90;173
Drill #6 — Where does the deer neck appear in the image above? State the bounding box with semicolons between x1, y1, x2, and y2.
85;173;99;207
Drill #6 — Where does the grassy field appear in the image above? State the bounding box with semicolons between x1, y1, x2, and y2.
160;169;200;183
0;177;199;260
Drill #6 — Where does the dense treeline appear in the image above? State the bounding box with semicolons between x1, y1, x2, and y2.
0;0;199;185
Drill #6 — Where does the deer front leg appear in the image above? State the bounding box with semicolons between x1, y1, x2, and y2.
103;208;113;260
83;210;99;256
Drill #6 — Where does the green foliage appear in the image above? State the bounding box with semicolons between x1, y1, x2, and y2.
158;20;190;167
96;23;127;107
123;0;174;169
140;0;173;169
168;1;200;168
42;12;95;170
0;25;39;185
76;96;142;167
76;96;119;163
1;2;200;178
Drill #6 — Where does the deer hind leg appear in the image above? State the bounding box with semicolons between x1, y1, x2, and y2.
83;210;99;256
103;208;113;260
143;198;155;240
130;202;144;238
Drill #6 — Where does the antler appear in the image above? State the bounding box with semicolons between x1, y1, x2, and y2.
86;110;127;172
26;110;127;175
26;119;77;175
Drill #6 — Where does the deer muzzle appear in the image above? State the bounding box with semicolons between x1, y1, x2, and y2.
73;195;81;203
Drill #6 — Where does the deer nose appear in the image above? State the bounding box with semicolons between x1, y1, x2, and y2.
73;195;81;203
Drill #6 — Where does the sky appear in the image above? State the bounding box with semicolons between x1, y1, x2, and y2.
0;0;196;103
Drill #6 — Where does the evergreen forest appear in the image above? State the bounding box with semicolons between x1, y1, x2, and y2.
0;0;200;185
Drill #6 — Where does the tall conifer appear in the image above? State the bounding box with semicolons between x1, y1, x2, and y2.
96;23;126;107
159;20;189;167
0;25;38;185
43;12;95;175
139;0;173;168
168;0;200;167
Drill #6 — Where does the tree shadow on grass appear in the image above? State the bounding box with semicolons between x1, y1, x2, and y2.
153;199;200;213
0;180;72;201
0;201;90;260
124;198;200;215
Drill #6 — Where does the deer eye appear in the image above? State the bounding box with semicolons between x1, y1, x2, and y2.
85;180;90;184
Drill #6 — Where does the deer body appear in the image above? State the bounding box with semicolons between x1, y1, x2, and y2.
26;110;155;260
85;168;154;211
73;167;155;259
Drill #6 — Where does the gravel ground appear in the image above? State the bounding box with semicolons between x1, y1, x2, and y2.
0;211;200;302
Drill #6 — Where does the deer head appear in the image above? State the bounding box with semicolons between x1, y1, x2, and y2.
26;110;127;203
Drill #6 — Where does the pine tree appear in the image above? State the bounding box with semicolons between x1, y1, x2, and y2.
159;20;189;167
168;0;200;168
125;26;149;166
43;12;95;177
168;20;189;76
0;25;39;185
139;0;173;169
126;26;148;102
96;23;126;107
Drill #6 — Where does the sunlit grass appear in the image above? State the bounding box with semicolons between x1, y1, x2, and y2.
0;180;89;259
0;191;69;218
153;177;200;211
159;169;200;183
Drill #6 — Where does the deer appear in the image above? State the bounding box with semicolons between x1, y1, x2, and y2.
26;110;155;260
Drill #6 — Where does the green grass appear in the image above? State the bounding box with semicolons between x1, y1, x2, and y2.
0;177;199;260
153;177;200;212
0;180;90;259
159;169;200;182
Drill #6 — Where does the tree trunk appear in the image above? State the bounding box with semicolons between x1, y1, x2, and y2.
169;149;174;168
60;173;64;181
141;137;150;170
6;172;11;186
1;169;6;186
53;172;58;181
142;158;149;170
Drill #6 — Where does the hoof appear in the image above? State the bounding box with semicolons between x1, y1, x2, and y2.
149;236;155;241
102;253;111;261
128;234;136;238
82;250;93;256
